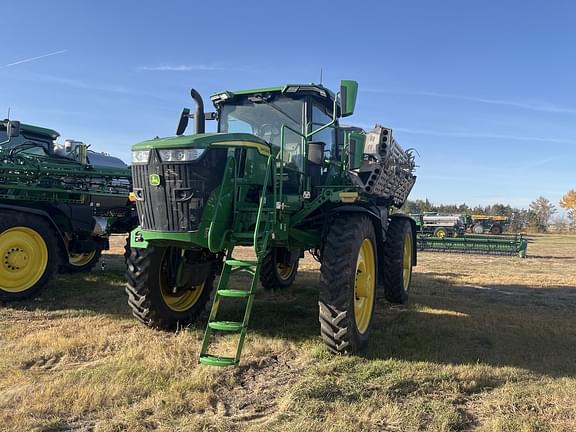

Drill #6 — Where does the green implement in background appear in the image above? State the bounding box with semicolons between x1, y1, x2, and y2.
417;234;528;257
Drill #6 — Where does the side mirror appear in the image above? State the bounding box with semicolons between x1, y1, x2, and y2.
339;80;358;118
176;108;190;136
6;120;21;137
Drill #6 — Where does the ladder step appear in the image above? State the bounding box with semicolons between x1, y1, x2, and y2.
217;289;252;298
199;354;237;367
225;259;258;267
208;321;244;332
231;267;255;276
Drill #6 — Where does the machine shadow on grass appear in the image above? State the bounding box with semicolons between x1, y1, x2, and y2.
9;251;576;377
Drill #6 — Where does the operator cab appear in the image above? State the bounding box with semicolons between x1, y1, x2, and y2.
213;84;341;195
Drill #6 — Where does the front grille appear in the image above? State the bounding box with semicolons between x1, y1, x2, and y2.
132;148;227;232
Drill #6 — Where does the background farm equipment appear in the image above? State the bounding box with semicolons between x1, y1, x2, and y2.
464;214;510;234
126;80;418;366
0;120;137;300
410;212;466;238
417;233;528;257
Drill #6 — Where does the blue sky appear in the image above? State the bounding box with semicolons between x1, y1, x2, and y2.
2;0;575;211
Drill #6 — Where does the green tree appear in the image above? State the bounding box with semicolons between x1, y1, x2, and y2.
529;196;556;232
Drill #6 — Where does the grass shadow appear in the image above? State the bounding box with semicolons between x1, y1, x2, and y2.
6;251;576;378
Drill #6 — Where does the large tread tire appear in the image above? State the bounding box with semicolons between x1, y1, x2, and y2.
382;218;414;304
125;245;216;330
260;247;299;290
319;215;377;355
0;213;60;301
473;224;484;234
490;224;503;235
60;249;102;273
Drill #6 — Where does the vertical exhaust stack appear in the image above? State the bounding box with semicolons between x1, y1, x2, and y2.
190;89;205;134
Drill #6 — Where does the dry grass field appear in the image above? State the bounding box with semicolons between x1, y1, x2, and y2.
1;234;575;432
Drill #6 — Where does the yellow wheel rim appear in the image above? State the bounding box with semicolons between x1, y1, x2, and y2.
354;239;376;334
0;227;48;293
436;230;446;239
68;250;97;267
403;232;413;289
158;249;205;312
276;262;296;281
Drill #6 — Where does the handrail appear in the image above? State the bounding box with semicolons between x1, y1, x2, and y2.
253;155;273;257
208;156;235;252
279;123;307;206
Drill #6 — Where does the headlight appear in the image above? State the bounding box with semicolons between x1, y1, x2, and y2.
131;150;150;164
158;148;205;162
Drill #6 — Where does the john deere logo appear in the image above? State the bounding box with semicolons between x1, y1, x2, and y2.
149;174;161;186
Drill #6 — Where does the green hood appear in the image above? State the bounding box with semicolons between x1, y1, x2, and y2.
132;132;269;153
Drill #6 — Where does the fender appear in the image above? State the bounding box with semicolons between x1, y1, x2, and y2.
0;203;68;259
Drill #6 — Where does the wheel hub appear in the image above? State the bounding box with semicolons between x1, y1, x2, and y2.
4;248;29;270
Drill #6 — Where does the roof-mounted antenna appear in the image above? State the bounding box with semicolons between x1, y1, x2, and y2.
320;68;323;85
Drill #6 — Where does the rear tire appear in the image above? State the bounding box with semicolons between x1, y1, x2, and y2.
0;213;60;301
319;215;377;354
382;218;414;304
61;249;102;273
490;224;503;235
260;247;298;290
125;245;216;330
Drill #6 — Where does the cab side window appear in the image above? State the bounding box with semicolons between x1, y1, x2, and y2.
310;103;335;159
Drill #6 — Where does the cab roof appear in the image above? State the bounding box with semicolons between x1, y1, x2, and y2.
210;83;336;106
1;120;60;140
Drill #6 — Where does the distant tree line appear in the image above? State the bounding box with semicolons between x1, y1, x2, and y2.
401;189;576;234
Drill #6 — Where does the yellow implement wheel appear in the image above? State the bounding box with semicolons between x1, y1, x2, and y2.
0;227;48;292
354;239;376;334
62;248;102;273
434;227;447;238
68;251;97;267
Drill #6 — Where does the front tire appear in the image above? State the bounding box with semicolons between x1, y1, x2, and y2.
0;213;60;301
319;215;377;354
125;245;216;330
382;218;414;304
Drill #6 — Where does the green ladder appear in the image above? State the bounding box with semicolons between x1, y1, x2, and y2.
199;156;275;367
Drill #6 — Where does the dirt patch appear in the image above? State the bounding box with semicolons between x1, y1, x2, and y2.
209;350;305;423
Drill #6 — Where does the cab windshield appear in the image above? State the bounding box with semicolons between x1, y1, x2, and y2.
219;95;305;168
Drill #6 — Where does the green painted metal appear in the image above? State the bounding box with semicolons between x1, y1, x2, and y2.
199;155;276;366
417;234;528;257
339;80;358;117
130;80;418;366
132;132;270;151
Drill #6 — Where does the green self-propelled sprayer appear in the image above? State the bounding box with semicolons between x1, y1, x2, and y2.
126;80;418;366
